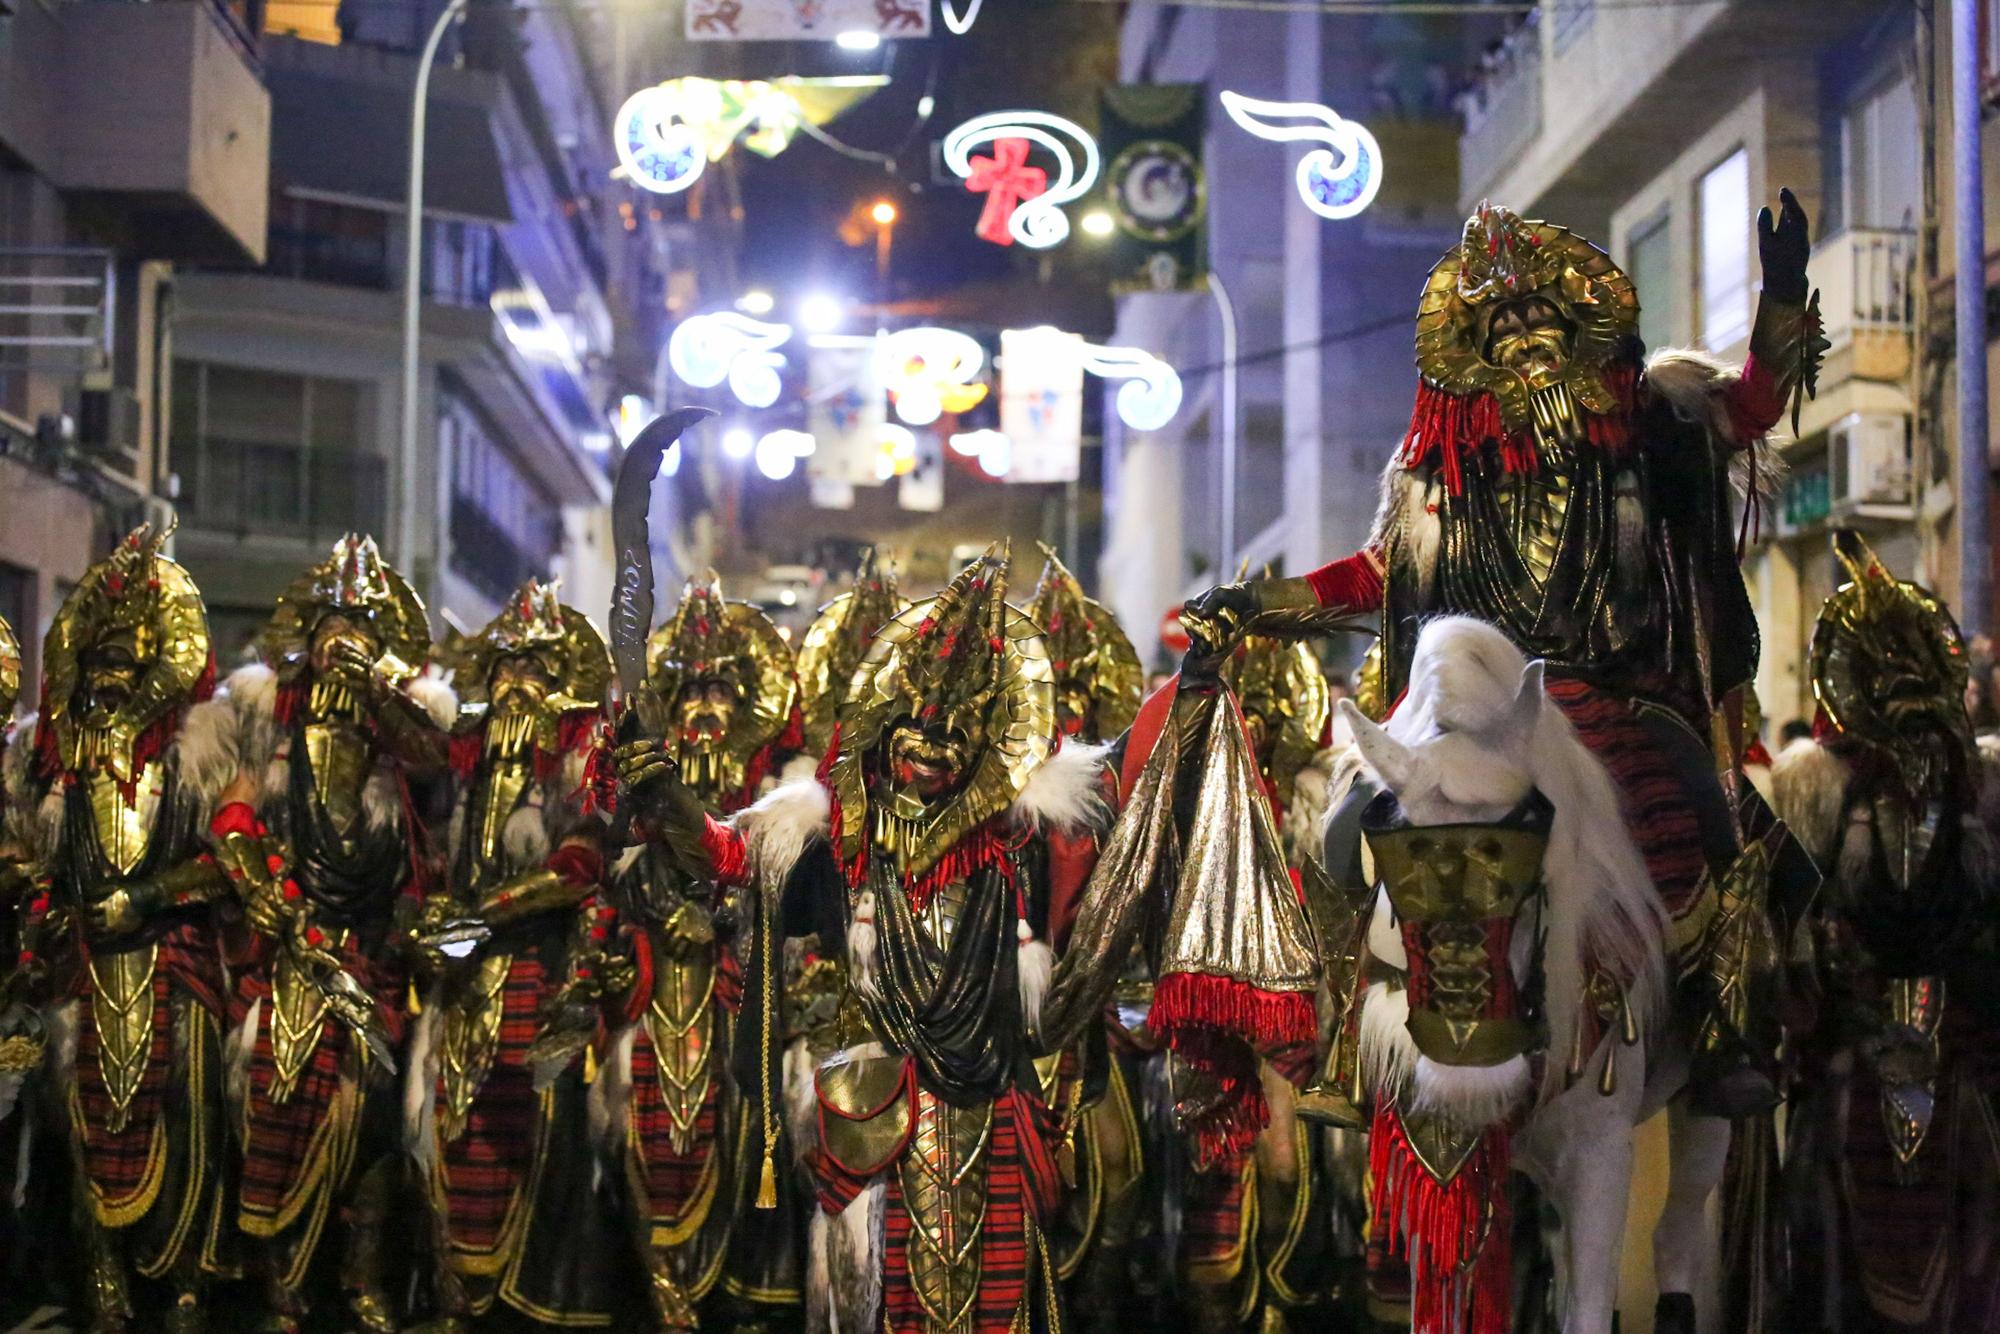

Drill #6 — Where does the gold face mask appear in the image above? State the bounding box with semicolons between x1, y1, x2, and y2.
880;709;986;811
76;638;145;728
1483;297;1575;387
488;652;554;717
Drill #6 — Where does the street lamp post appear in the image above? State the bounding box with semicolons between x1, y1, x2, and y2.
400;0;469;560
1209;270;1240;574
1953;0;1990;636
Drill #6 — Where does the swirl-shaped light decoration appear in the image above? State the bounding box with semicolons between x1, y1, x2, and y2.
614;86;705;194
878;327;988;425
942;111;1101;249
667;312;794;408
940;0;982;34
1078;342;1183;431
1218;91;1383;222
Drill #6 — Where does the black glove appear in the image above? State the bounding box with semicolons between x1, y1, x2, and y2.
1757;186;1811;304
1181;582;1257;655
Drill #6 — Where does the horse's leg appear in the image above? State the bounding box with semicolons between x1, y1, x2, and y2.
1651;1101;1731;1332
1541;1038;1646;1334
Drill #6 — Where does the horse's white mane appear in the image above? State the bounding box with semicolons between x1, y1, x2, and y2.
1347;617;1668;1105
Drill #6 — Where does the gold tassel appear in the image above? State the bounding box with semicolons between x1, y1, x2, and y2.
584;1044;598;1085
756;1145;778;1209
407;982;422;1015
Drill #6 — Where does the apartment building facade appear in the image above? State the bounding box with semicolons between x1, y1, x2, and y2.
1456;0;1932;730
170;4;674;660
0;0;270;690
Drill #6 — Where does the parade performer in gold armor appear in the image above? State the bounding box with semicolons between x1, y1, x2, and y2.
1183;191;1825;1329
1772;533;2000;1331
1168;630;1332;1333
9;526;237;1331
209;534;455;1330
574;574;805;1327
795;550;905;763
616;549;1128;1334
1021;547;1152;1331
405;579;623;1326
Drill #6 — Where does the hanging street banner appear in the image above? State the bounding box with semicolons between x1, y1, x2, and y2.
899;430;944;512
1099;84;1208;294
808;338;886;496
687;0;929;40
1000;327;1084;484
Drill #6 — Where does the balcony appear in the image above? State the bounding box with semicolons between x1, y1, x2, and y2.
178;437;387;542
53;0;270;263
1791;227;1917;443
0;248;115;375
1458;24;1543;206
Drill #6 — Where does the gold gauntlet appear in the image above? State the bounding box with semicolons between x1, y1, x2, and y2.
1747;292;1828;433
1246;573;1369;637
477;867;589;927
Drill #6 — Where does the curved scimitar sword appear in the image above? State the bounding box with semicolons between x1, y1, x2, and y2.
609;406;715;706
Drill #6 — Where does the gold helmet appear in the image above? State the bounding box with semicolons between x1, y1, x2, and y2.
1222;632;1331;809
0;613;18;726
1026;543;1142;742
646;572;797;805
260;534;430;687
1810;530;1970;785
796;550;907;759
456;579;610;752
1414;202;1640;451
40;522;212;781
827;544;1056;880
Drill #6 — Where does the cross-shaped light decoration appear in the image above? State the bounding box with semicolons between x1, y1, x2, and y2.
965;139;1047;247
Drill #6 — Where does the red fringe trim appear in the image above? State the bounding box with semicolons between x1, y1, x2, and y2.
1397;366;1638;495
1367;1102;1512;1334
1149;973;1318;1166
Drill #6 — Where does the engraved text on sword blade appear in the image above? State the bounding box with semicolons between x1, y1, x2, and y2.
608;407;714;697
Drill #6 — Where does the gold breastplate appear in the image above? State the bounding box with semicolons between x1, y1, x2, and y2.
304;719;376;838
1494;449;1574;589
472;746;535;875
645;923;718;1154
87;762;163;876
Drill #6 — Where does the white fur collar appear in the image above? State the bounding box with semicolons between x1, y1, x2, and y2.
1008;739;1112;835
731;739;1112;886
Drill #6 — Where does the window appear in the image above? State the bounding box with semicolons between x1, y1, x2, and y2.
1698;148;1752;350
172;362;382;539
1627;211;1673;352
441;383;561;604
1843;75;1920;230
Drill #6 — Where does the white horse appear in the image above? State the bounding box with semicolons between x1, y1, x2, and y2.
1337;616;1731;1334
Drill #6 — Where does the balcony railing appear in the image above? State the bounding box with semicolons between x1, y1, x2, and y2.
1458;26;1543;204
0;248;115;374
1811;226;1916;345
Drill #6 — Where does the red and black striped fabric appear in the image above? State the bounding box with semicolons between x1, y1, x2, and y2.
627;1026;721;1235
440;953;548;1258
1177;1039;1315;1274
72;925;225;1216
879;1090;1057;1334
1543;678;1708;924
237;938;399;1231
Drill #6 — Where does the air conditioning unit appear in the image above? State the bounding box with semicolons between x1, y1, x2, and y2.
77;386;142;477
1828;411;1912;517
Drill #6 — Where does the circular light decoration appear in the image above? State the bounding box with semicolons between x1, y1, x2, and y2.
668;311;794;408
878;327;988;426
1218;91;1383;222
1108;138;1205;242
874;423;919;481
948;428;1004;458
1077;342;1183;431
755;430;807;480
942;111;1101;249
722;427;755;460
976;431;1012;478
614;86;704;195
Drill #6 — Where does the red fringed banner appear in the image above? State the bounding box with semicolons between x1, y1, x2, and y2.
1150;972;1319;1165
1367;1101;1513;1334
